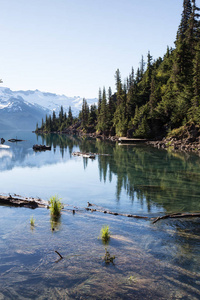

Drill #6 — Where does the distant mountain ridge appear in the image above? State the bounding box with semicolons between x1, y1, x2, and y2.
0;87;97;130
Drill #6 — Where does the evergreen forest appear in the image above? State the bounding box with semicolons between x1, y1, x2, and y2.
37;0;200;139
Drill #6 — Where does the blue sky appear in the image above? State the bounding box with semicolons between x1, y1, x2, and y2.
0;0;185;98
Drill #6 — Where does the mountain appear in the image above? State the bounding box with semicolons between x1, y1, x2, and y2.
0;87;97;130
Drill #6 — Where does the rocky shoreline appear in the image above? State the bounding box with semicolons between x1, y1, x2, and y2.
147;138;200;152
147;124;200;153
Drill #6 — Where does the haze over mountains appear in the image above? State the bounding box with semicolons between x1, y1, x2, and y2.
0;87;97;130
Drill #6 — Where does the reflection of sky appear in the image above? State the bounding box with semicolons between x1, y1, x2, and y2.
0;132;170;215
0;150;162;217
0;149;12;159
0;142;72;171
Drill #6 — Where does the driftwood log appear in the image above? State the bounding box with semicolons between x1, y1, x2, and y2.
152;212;200;223
0;195;48;209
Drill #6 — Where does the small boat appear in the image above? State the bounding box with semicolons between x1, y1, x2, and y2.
33;144;51;151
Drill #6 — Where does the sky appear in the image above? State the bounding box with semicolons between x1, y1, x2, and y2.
0;0;188;98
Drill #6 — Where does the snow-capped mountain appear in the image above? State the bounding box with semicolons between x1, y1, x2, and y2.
0;87;97;130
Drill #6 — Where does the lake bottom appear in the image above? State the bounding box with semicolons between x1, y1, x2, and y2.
0;205;200;299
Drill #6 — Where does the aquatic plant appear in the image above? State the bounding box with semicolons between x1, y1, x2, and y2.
49;195;63;217
100;225;111;243
103;248;115;264
30;216;35;227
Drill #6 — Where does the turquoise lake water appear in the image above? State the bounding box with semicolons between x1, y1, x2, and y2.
0;132;200;299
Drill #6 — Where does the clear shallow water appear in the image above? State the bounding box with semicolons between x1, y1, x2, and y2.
0;131;200;299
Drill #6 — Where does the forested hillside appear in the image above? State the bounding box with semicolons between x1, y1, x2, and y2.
38;0;200;139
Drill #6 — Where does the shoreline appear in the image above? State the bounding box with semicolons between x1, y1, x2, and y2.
34;128;200;153
146;137;200;153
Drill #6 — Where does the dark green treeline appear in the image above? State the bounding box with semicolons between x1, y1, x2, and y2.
37;0;200;139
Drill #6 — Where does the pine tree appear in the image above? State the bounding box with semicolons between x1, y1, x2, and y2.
113;70;127;136
173;0;194;87
59;106;64;123
68;106;73;125
176;0;192;41
140;55;145;77
191;39;200;112
126;68;137;123
115;69;123;98
81;98;89;128
97;87;108;133
88;104;97;125
98;88;102;115
107;87;115;129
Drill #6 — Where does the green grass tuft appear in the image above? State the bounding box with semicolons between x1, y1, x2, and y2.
101;225;111;243
30;216;35;227
49;195;63;217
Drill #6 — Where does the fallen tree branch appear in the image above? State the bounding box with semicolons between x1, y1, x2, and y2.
152;212;200;224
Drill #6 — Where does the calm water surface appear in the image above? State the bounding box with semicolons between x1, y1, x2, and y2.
0;131;200;299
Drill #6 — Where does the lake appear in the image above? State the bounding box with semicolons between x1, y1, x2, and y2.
0;131;200;299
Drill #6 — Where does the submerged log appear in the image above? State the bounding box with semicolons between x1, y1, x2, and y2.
85;206;148;219
85;203;200;222
0;195;48;209
152;212;200;224
2;195;199;224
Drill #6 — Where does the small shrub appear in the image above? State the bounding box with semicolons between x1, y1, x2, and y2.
49;195;63;217
101;225;111;243
167;125;187;139
30;216;35;227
